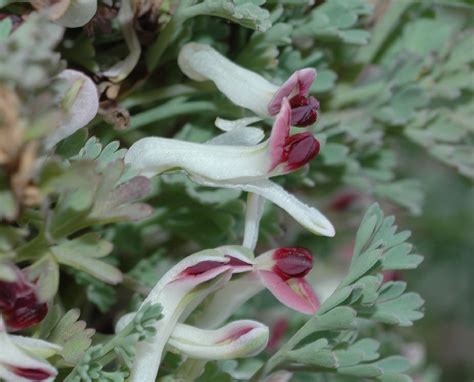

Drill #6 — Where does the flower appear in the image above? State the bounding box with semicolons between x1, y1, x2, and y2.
0;317;60;381
178;43;320;127
0;265;48;332
194;246;320;329
168;320;269;360
121;249;248;382
43;69;99;150
120;245;318;381
124;99;334;237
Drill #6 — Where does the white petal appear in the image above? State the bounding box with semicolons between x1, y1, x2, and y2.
178;43;278;116
207;126;265;146
214;117;263;132
124;136;270;180
44;69;98;149
129;250;233;382
56;0;97;28
102;0;140;82
0;319;57;381
194;273;263;329
11;336;62;359
168;320;268;359
192;177;336;237
243;193;265;251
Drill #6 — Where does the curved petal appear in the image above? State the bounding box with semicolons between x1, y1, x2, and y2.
194;273;263;329
11;336;62;359
0;318;57;382
192;177;335;237
268;98;291;170
257;270;320;314
268;68;317;115
55;0;97;28
214;117;263;132
44;69;99;149
178;43;278;116
207;126;265;146
168;320;269;359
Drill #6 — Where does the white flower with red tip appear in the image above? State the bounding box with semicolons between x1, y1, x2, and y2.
124;99;334;237
196;246;320;329
178;43;320;127
169;319;269;360
0;317;60;382
121;245;319;382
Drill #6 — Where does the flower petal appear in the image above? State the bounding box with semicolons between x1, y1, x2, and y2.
44;69;99;149
268;68;316;115
178;43;278;116
194;273;263;329
10;336;62;359
168;320;269;359
55;0;97;28
208;126;265;146
192;177;335;237
214;117;263;132
129;250;235;382
0;318;57;382
268;98;291;170
257;270;320;314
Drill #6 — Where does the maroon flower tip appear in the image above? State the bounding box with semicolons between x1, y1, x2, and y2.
272;247;313;281
289;94;319;127
181;260;226;276
10;367;54;381
0;269;48;331
5;293;48;331
282;132;320;171
219;326;254;343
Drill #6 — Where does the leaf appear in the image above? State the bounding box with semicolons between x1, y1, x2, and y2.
75;272;118;313
51;233;122;284
199;0;272;32
45;308;95;364
0;18;12;40
24;255;60;302
368;292;425;326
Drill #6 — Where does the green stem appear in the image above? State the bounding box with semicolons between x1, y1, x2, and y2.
146;0;196;71
127;98;216;131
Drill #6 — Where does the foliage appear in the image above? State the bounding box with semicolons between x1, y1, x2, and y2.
0;0;472;381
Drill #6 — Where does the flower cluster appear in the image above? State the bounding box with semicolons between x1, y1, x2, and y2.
17;39;335;381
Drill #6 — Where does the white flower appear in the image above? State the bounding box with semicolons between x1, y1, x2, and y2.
169;320;269;360
178;42;320;127
125;99;334;236
0;317;60;382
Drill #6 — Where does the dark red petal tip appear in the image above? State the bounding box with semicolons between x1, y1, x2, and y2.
181;260;226;276
272;247;313;281
5;293;48;331
10;367;54;381
0;267;48;331
282;132;320;171
289;95;319;127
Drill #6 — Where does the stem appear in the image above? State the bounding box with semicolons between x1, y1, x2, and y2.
146;0;196;71
128;98;216;131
